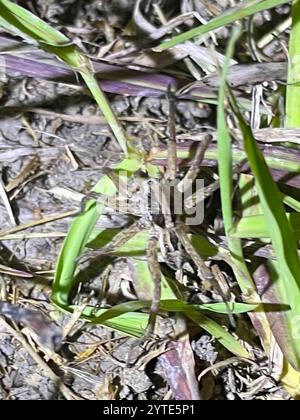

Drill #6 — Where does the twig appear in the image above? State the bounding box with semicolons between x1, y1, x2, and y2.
0;317;83;400
166;85;177;180
0;176;17;226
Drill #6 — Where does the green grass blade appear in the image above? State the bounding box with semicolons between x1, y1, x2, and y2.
156;0;288;51
217;26;256;295
197;302;259;314
131;258;178;300
230;91;300;369
233;213;300;239
186;310;250;359
72;305;149;337
217;26;282;362
89;300;258;324
0;0;69;44
0;0;129;154
286;0;300;127
79;299;255;355
52;158;141;317
52;202;101;307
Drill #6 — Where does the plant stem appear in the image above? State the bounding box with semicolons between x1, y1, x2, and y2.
286;0;300;127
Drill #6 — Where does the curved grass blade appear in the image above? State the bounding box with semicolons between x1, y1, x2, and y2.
217;26;287;370
52;159;141;323
89;300;258;324
217;26;256;295
0;0;129;154
156;0;288;51
52;201;102;308
130;258;178;300
83;299;254;357
286;0;300;127
186;310;250;359
230;91;300;370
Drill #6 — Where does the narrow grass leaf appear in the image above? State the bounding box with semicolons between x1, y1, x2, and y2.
130;258;178;300
186;310;250;359
217;26;282;364
52;158;141;317
233;213;300;239
156;0;288;51
0;0;129;154
286;0;300;127
230;91;300;370
217;26;256;294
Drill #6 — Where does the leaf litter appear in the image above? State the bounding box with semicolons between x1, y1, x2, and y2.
0;0;297;400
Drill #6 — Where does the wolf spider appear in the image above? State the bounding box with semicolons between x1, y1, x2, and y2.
83;89;221;339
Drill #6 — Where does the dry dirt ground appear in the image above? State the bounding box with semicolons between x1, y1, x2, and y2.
0;0;291;400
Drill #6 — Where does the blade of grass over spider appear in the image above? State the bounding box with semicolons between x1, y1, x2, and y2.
286;0;300;127
68;305;150;338
82;299;253;357
88;300;259;324
230;90;300;370
88;230;219;258
156;0;288;51
90;256;255;352
0;0;129;154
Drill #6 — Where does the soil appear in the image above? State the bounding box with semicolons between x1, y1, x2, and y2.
0;0;291;400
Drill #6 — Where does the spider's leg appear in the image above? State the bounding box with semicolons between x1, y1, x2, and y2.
97;218;148;255
175;225;235;326
184;179;220;210
166;84;178;181
184;157;248;209
177;134;212;193
174;224;214;283
124;226;163;367
145;228;162;337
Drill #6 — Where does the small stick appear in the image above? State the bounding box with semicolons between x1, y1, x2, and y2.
5;156;39;192
0;177;17;227
0;300;61;350
0;317;81;400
